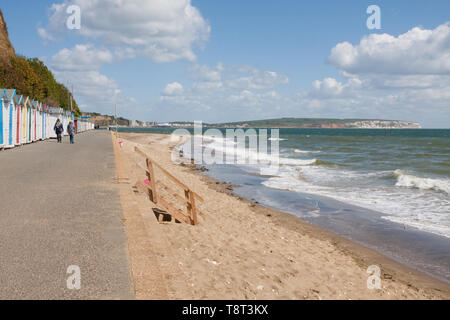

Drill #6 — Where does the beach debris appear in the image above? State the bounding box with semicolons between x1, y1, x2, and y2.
203;258;219;265
144;179;150;185
257;285;264;290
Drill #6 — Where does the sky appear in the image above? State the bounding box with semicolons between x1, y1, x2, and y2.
1;0;449;128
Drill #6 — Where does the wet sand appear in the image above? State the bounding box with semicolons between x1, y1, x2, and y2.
204;164;450;284
115;132;450;299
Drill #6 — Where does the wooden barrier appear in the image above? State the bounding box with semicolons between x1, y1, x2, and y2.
134;146;204;225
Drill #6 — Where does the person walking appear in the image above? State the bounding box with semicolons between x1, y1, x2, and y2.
67;121;76;144
54;119;64;143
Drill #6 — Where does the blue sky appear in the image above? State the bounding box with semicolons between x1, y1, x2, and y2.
1;0;449;127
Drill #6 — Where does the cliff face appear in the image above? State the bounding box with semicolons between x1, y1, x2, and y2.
0;9;15;65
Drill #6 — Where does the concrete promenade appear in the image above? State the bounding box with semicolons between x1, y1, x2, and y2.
0;131;134;299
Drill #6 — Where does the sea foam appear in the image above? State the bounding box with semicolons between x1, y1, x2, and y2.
394;169;450;194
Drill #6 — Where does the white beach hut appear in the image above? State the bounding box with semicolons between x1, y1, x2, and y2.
36;102;43;141
49;106;59;139
5;89;18;147
21;96;30;144
0;89;14;148
28;100;35;142
35;101;41;141
46;105;54;140
42;104;47;140
0;88;7;148
13;94;23;146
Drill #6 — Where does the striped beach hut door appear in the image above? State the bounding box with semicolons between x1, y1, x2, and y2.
34;108;37;140
14;94;22;145
7;90;15;146
28;103;31;142
16;99;20;144
0;89;5;146
22;101;27;143
42;105;45;139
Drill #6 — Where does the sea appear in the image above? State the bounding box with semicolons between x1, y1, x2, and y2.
118;127;450;282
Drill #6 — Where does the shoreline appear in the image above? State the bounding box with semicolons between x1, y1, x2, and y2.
116;132;450;299
200;163;450;283
191;165;450;292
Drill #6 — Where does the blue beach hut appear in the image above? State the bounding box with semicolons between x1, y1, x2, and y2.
0;88;15;149
0;88;6;148
13;94;23;145
4;89;17;147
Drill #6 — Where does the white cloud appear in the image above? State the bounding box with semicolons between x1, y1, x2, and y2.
160;64;289;108
37;27;55;41
40;0;210;63
157;64;292;121
50;44;134;114
190;64;223;91
227;69;289;90
295;22;450;127
329;23;450;75
51;44;113;71
308;78;345;98
162;82;184;96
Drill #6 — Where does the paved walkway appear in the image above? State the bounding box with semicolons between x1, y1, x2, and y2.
0;131;134;299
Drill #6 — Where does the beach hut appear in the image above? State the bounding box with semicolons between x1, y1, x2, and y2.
37;103;43;141
0;89;14;148
13;94;23;145
61;110;67;136
5;90;19;147
34;101;39;141
48;106;59;139
35;101;42;141
46;105;53;139
21;97;30;144
0;88;6;148
28;101;34;143
42;104;47;140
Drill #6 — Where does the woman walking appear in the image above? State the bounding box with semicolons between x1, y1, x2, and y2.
67;121;75;144
54;119;64;143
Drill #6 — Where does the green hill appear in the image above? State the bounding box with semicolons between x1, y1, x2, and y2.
208;117;421;129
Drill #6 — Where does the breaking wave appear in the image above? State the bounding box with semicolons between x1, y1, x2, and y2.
394;169;450;195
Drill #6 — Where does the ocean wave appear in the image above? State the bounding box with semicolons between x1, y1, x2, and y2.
279;158;318;166
394;169;450;194
293;149;320;154
269;138;287;141
382;216;450;239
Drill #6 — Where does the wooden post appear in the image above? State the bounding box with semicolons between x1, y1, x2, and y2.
146;158;158;204
145;160;153;202
184;189;192;224
185;190;198;225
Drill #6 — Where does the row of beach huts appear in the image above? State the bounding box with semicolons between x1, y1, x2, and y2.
0;88;94;149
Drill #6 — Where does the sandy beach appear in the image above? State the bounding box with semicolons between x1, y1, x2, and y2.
113;132;450;300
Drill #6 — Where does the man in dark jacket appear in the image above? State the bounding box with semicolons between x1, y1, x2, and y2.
67;121;76;144
54;119;64;143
